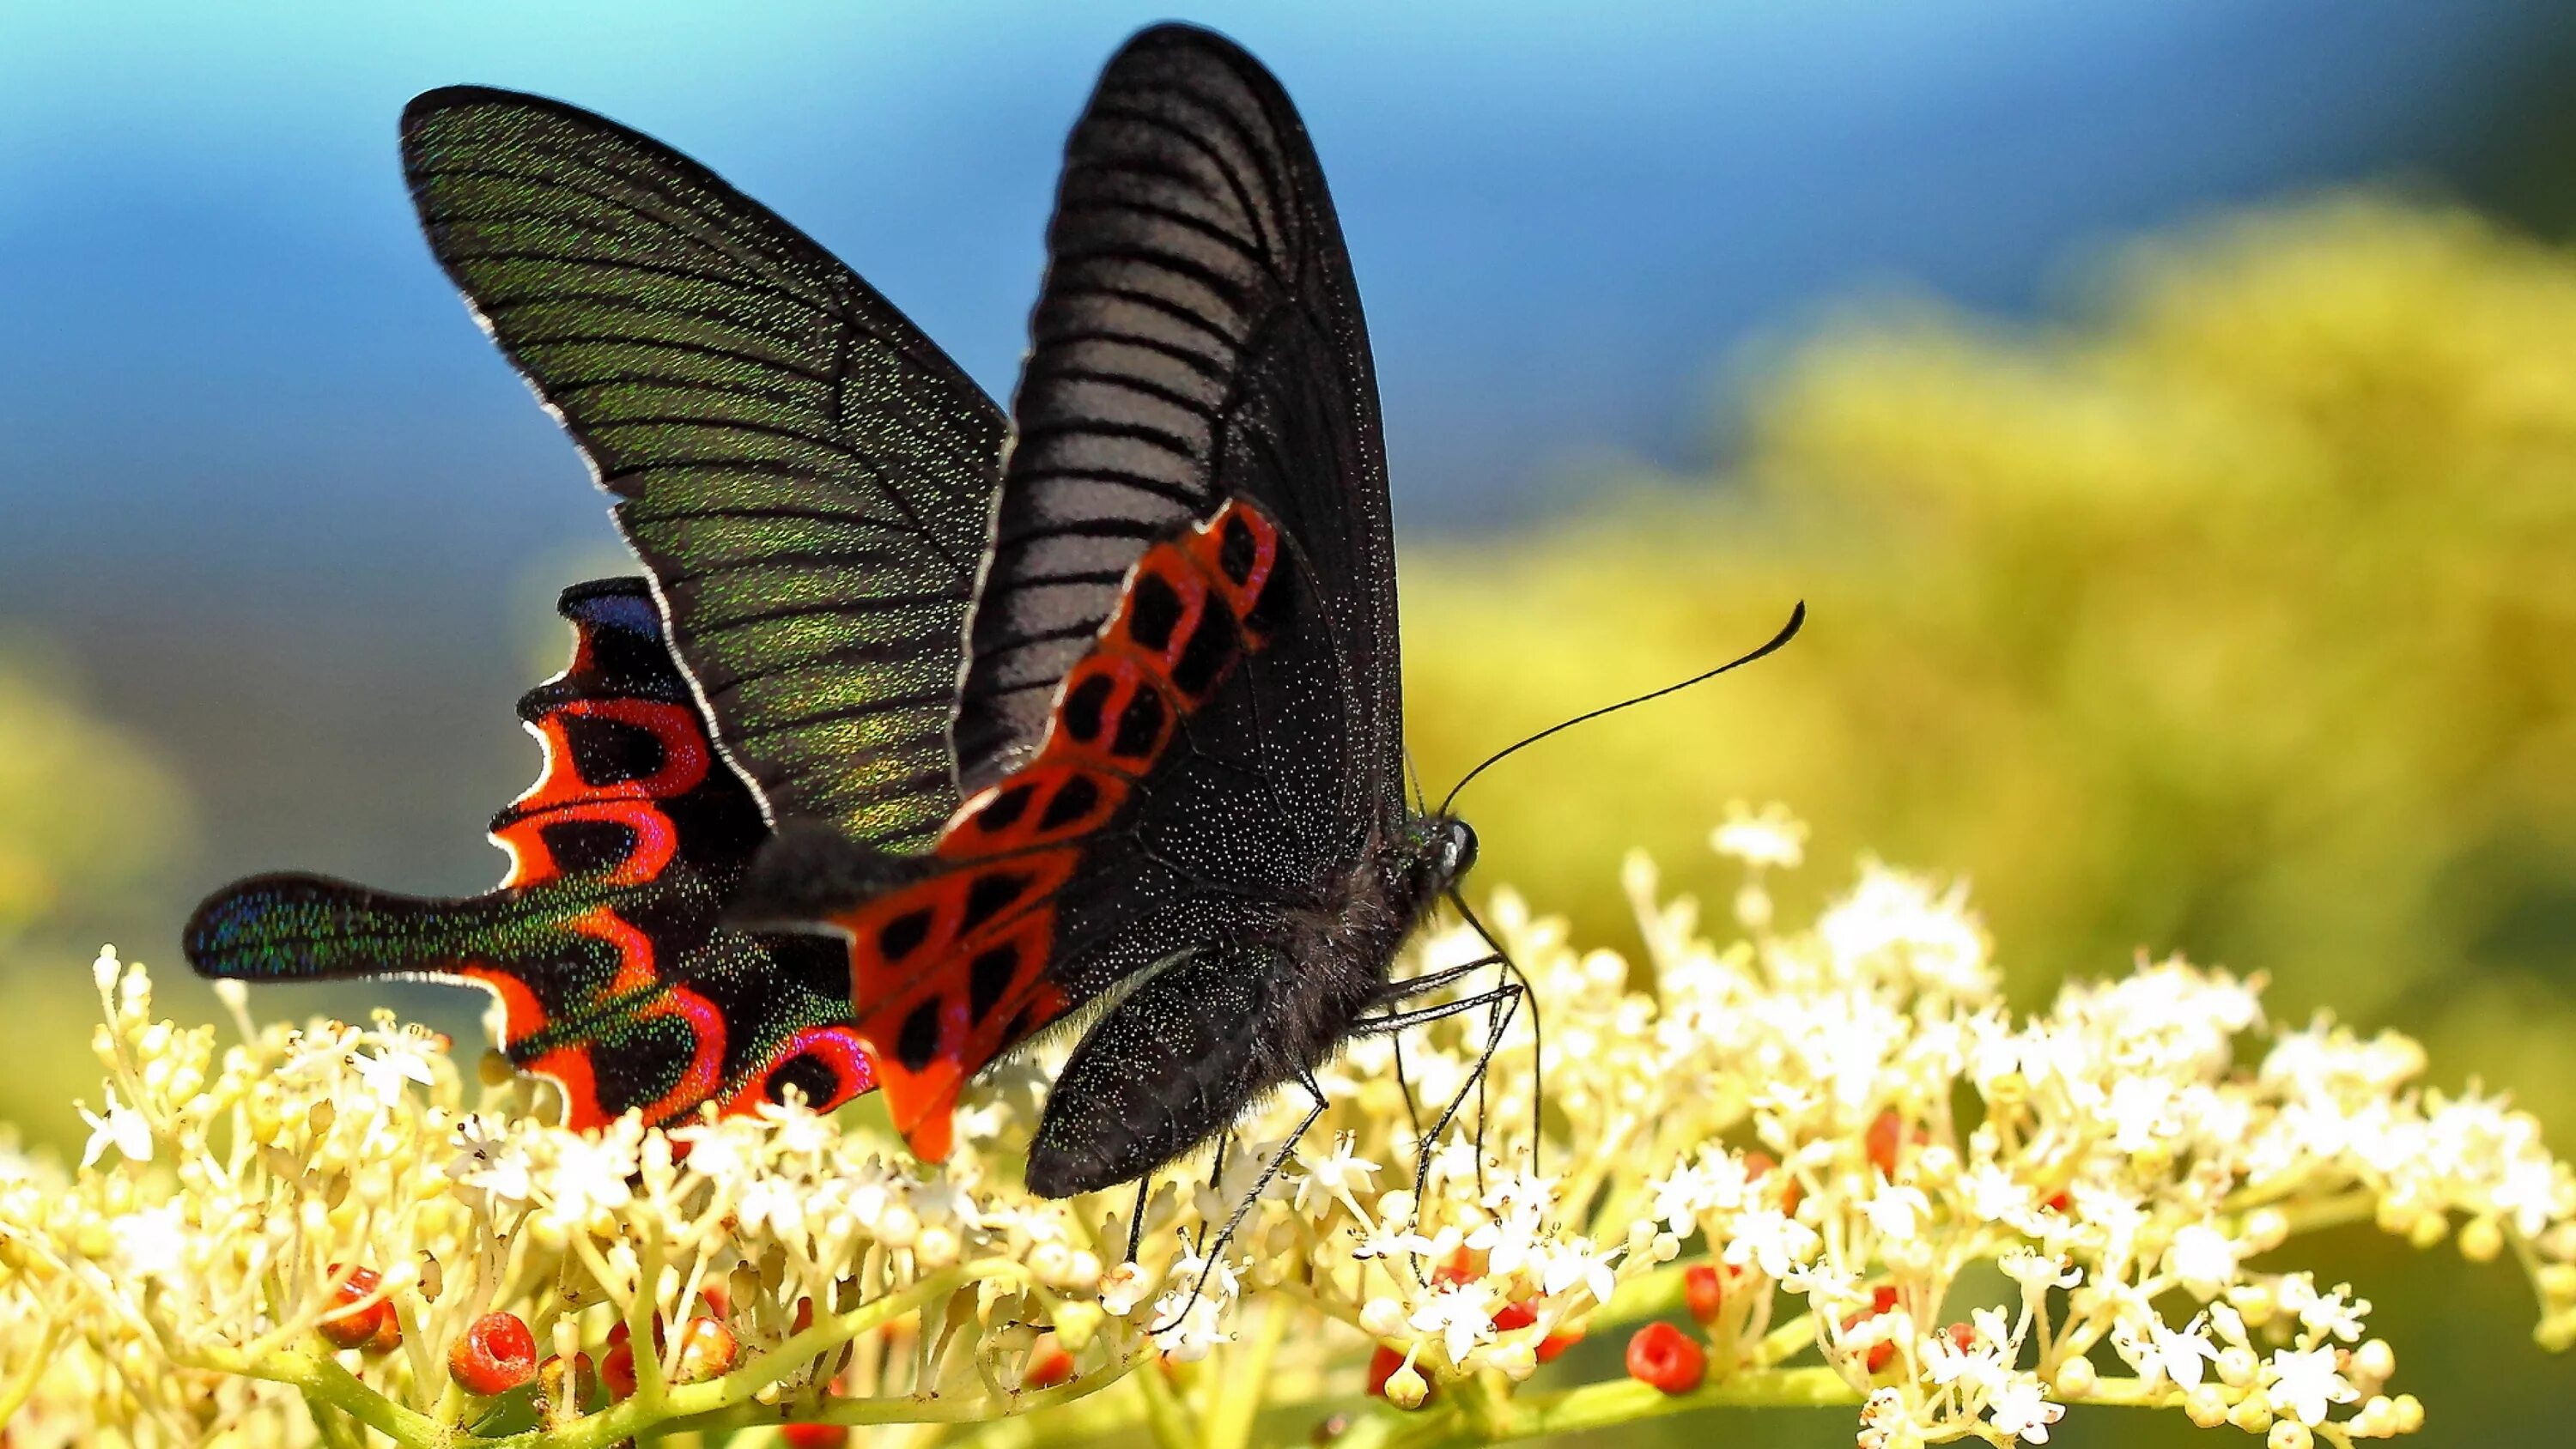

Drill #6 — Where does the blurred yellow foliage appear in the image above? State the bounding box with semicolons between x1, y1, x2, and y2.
1404;197;2576;1121
0;642;188;943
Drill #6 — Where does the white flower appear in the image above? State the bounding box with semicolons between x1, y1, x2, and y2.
1863;1183;1932;1242
1151;1254;1237;1361
350;1034;437;1105
446;1113;532;1207
1293;1131;1380;1219
2165;1223;2239;1300
2137;1314;2221;1391
2000;1249;2081;1292
2275;1275;2370;1343
109;1200;188;1282
2265;1346;2359;1426
77;1088;153;1169
1713;802;1807;870
1987;1377;2066;1442
1923;1325;2008;1393
1410;1281;1498;1365
544;1128;638;1222
1536;1237;1623;1307
1724;1206;1821;1279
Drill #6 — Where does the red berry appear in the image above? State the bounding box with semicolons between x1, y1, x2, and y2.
1365;1345;1405;1397
1024;1344;1075;1391
1866;1109;1905;1177
1535;1326;1583;1363
1683;1264;1726;1323
1625;1322;1707;1394
1490;1300;1537;1332
318;1265;391;1350
600;1341;637;1401
671;1316;738;1383
448;1312;538;1396
781;1427;849;1448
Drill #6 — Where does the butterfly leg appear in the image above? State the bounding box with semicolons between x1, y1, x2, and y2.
1353;973;1526;1203
1150;1070;1327;1335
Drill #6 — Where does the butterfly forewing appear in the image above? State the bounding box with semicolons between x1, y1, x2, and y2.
954;27;1400;810
403;89;1005;851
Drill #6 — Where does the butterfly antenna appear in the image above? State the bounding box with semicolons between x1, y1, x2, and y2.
1436;601;1804;820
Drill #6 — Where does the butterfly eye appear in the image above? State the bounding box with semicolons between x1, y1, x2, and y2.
1441;820;1479;879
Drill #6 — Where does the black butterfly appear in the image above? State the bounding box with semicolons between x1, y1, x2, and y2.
193;24;1509;1196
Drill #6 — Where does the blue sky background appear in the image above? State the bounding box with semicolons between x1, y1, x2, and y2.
1;0;2568;904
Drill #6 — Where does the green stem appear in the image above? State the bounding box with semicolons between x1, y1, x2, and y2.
1129;1349;1197;1449
0;1319;62;1423
212;1349;448;1448
1204;1295;1291;1449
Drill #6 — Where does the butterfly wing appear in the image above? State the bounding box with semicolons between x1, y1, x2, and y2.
186;579;876;1127
404;88;1004;852
820;26;1408;1183
951;24;1400;810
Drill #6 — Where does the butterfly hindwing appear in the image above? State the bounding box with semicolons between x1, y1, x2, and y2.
402;88;1004;852
185;579;876;1127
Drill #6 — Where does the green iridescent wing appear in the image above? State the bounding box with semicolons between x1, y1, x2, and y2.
403;88;1005;852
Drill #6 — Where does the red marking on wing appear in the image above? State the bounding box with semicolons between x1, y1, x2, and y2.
494;697;708;888
526;1041;609;1130
834;500;1285;1162
461;964;549;1043
717;1025;878;1117
627;986;727;1125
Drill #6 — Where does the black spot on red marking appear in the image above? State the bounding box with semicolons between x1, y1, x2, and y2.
960;871;1030;933
766;1051;844;1107
1038;773;1102;832
1127;571;1185;652
1170;606;1237;696
977;783;1034;834
1218;514;1257;585
968;945;1018;1022
1110;688;1166;760
896;998;943;1073
1063;674;1114;743
538;818;639;876
879;908;933;961
562;714;667;787
1244;558;1294;638
1001;1003;1036;1046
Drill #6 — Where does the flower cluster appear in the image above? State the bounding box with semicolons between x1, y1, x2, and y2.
0;809;2567;1447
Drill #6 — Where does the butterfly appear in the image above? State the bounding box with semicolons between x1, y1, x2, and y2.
188;24;1500;1196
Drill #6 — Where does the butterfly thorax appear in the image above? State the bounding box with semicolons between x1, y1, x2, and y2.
1265;812;1475;1076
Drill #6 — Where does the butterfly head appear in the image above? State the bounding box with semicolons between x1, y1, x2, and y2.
1412;814;1479;896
